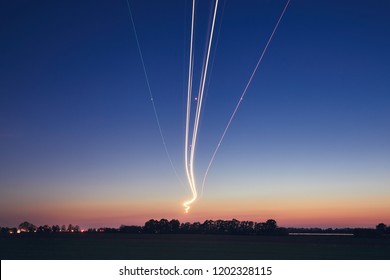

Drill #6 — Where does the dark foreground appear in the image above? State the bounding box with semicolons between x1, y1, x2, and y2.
1;233;390;260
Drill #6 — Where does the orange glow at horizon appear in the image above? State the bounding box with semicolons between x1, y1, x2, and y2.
1;191;389;229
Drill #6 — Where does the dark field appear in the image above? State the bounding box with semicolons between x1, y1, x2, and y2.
1;233;390;260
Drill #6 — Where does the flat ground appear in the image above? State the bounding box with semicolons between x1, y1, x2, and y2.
1;233;389;259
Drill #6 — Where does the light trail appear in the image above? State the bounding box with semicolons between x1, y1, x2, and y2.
183;0;219;213
202;0;226;113
126;0;289;213
197;0;226;199
200;0;291;194
183;0;196;213
125;0;184;187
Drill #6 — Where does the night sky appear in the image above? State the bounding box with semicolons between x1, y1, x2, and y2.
1;0;389;228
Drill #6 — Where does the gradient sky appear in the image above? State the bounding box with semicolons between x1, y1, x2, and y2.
1;0;389;229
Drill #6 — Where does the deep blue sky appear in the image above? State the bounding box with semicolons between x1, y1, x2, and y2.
1;0;389;228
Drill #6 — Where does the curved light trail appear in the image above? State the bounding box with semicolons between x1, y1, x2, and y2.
183;0;219;213
183;0;197;213
125;0;290;214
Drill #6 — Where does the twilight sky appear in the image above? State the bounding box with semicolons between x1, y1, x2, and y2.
1;0;389;228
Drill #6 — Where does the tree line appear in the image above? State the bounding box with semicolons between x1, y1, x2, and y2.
0;221;81;234
120;218;287;235
1;219;286;235
1;220;389;237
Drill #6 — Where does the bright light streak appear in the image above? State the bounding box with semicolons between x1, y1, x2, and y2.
183;0;196;213
183;0;219;213
127;0;290;213
200;0;291;194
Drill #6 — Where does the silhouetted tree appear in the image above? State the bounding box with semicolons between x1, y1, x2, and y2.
226;219;240;234
37;225;51;233
191;222;202;233
376;223;386;234
180;222;191;233
144;219;159;234
239;221;254;234
67;224;74;232
169;219;180;233
254;222;265;234
202;220;216;233
52;225;60;232
159;219;170;233
216;220;226;234
18;221;37;233
265;219;277;231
